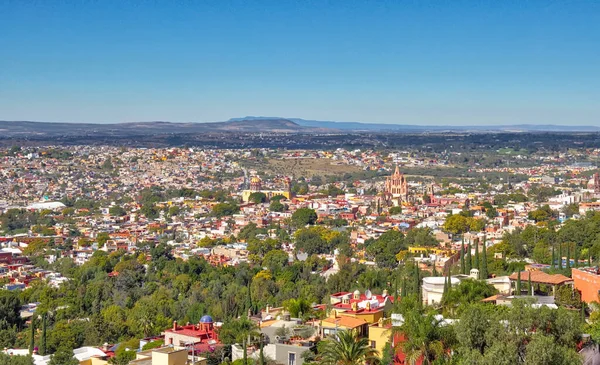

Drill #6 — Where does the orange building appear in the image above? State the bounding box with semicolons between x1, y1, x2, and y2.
572;268;600;303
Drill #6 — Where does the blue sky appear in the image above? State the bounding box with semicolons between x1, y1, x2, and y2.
1;0;599;125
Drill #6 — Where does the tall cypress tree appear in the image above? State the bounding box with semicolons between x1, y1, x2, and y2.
516;271;522;295
415;265;422;307
442;272;448;304
566;244;571;269
401;277;407;298
528;271;533;296
481;239;488;280
29;316;35;354
460;240;466;275
574;248;579;268
558;244;563;269
474;239;480;273
466;241;472;273
551;245;555;269
40;313;47;356
432;265;438;277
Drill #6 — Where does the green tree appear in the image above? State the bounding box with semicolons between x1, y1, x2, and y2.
395;311;452;365
319;330;380;365
212;203;240;218
97;232;111;246
443;214;469;235
269;200;285;212
282;298;312;318
248;192;267;204
291;208;318;227
389;206;402;215
39;313;47;356
0;353;34;365
48;346;78;365
109;205;127;217
481;240;488;280
220;317;259;365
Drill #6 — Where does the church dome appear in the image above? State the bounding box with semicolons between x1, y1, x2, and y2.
200;315;213;323
250;176;261;183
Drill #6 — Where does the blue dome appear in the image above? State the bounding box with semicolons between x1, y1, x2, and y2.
200;315;213;323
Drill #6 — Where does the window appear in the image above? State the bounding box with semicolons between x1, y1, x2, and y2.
288;352;296;365
371;340;376;349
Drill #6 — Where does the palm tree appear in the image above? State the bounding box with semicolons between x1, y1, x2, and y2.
320;330;380;365
394;312;450;365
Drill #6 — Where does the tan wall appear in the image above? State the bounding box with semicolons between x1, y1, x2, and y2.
152;349;188;365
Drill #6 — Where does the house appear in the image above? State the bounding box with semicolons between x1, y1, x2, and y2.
329;289;394;324
163;316;221;354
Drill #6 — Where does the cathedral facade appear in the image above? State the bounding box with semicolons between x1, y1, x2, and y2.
385;165;409;199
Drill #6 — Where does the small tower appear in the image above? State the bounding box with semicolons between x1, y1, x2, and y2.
283;176;292;197
250;176;262;192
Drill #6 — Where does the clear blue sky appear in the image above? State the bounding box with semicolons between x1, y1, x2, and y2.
1;0;599;125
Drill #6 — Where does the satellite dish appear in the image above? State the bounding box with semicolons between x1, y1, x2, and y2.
365;289;372;300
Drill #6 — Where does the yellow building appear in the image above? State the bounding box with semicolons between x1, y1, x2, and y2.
320;311;369;337
241;175;292;202
368;320;392;355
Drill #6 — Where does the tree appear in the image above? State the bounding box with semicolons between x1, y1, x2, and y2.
460;240;466;275
29;317;35;354
395;311;452;365
109;205;126;217
212;203;240;218
0;353;34;365
319;330;380;365
269;200;285;212
220;317;259;365
262;250;289;274
481;239;488;280
524;334;581;365
291;208;318;227
39;313;47;356
389;206;402;215
516;271;522;295
248;192;267;204
466;242;472;272
404;227;438;247
97;232;111;246
48;346;79;365
282;298;313;319
474;240;480;275
0;290;22;329
443;214;469;235
444;279;497;310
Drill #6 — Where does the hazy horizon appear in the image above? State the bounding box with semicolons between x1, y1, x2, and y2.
1;1;599;126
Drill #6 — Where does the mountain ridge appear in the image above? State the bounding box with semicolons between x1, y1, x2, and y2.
0;117;598;138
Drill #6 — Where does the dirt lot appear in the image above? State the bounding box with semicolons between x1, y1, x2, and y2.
265;158;363;177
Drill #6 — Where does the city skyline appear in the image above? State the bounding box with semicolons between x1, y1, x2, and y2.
1;1;599;126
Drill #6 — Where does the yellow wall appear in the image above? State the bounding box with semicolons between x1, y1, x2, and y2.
241;190;291;202
368;325;391;354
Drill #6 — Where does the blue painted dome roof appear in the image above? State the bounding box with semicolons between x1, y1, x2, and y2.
200;315;213;323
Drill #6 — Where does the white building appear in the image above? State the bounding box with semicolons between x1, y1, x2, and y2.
422;276;460;305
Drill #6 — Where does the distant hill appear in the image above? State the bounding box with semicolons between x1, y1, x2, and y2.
1;117;598;138
228;116;600;132
0;118;326;137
